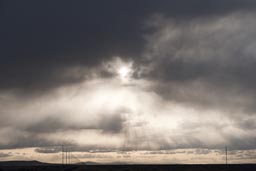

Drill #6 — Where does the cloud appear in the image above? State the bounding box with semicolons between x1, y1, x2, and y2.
0;77;133;150
142;12;256;114
1;0;256;93
35;147;61;154
24;112;126;134
1;74;256;152
1;0;256;163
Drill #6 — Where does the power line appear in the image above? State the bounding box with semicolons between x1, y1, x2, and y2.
61;145;74;165
62;145;64;165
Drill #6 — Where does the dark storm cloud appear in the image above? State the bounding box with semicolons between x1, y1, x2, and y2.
100;114;125;134
141;11;256;114
1;0;256;92
229;150;256;160
0;106;127;150
0;134;55;150
24;117;65;133
173;118;256;151
25;114;125;134
1;0;256;159
237;119;256;130
0;123;80;150
34;147;61;154
143;149;212;155
34;146;118;154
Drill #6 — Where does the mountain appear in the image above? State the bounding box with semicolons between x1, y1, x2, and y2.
76;161;101;165
0;160;49;166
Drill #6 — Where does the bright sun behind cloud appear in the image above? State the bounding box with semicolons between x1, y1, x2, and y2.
118;66;130;78
102;57;133;82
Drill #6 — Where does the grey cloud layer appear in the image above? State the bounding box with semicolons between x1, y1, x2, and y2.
0;1;256;161
142;12;256;113
1;0;256;92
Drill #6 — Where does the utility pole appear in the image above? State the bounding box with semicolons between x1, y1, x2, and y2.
69;150;71;164
225;146;228;165
69;151;72;164
66;148;68;165
62;145;72;165
62;145;63;165
68;149;69;165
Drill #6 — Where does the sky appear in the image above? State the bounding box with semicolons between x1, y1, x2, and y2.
1;0;256;164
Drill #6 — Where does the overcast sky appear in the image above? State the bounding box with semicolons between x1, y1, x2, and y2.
1;0;256;164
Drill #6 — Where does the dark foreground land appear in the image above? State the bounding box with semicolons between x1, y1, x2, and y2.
0;162;256;171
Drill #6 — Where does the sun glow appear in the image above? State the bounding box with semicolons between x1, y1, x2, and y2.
118;66;130;79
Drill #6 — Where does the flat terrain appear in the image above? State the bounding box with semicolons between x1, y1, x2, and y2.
0;162;256;171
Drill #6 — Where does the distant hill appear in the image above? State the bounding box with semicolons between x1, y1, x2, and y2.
0;162;256;171
76;161;101;165
107;161;130;165
0;160;50;166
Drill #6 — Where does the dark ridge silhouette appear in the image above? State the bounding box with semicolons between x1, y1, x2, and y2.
0;160;48;166
0;161;256;171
